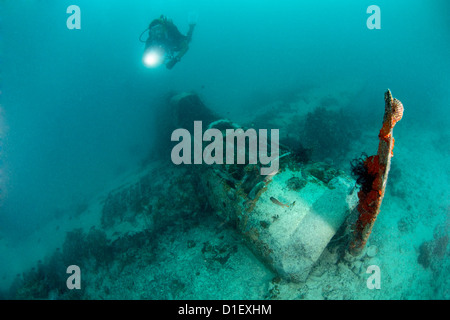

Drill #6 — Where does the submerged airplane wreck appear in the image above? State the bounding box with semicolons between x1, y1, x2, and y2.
166;89;402;282
167;92;359;282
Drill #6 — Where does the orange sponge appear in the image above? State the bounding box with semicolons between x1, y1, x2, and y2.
349;90;403;255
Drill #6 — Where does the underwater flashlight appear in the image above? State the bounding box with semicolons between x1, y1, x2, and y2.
143;46;164;67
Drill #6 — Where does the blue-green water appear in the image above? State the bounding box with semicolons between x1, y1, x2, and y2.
0;0;448;300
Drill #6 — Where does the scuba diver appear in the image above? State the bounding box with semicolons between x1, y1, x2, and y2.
141;15;196;69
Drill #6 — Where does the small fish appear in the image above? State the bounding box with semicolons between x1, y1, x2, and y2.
270;197;289;208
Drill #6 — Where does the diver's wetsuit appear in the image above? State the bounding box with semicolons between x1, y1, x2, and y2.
146;16;195;69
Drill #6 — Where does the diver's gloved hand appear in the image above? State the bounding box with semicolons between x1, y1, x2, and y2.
166;58;179;69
